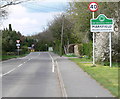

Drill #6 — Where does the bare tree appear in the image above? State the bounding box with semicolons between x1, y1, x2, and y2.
0;0;31;8
0;0;32;26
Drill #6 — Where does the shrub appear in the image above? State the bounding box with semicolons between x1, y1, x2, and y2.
78;42;92;58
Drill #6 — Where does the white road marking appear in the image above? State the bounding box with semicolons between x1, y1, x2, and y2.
56;61;67;97
48;53;55;73
2;68;16;76
18;64;23;67
0;58;32;77
0;74;2;77
1;52;40;77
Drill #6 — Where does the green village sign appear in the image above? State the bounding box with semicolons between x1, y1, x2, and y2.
90;14;114;32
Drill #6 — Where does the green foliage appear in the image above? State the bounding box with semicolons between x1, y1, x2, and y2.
82;42;92;58
35;41;51;51
67;2;119;63
20;45;29;54
53;40;61;55
78;44;83;55
2;52;30;60
67;2;92;42
2;24;32;55
2;29;20;52
101;62;120;67
64;53;77;57
78;42;92;58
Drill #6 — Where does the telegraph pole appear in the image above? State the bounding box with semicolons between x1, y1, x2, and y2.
60;15;64;57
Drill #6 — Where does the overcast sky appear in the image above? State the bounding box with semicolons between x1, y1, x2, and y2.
2;0;68;36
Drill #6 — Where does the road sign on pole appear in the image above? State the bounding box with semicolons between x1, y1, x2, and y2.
16;40;20;56
16;44;20;47
90;14;114;32
92;12;95;66
109;32;112;67
89;2;98;12
89;2;98;66
16;40;20;43
90;13;114;67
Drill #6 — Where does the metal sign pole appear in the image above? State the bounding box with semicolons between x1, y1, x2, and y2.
18;47;19;56
109;32;112;67
17;47;19;56
92;12;95;65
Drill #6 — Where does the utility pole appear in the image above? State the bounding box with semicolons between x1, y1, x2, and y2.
60;15;64;57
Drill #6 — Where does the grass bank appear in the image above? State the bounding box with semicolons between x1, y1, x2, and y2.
1;52;30;61
70;58;118;97
64;53;77;57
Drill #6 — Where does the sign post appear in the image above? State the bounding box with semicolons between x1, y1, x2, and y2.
92;12;95;65
89;2;98;66
90;14;114;32
16;40;20;56
90;14;114;67
109;32;112;67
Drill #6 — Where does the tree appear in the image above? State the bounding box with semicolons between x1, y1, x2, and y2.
67;2;119;63
0;0;31;8
2;24;28;54
67;2;92;43
47;14;77;54
0;0;31;24
9;24;12;31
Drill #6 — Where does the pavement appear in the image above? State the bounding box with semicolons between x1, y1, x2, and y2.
50;52;113;97
1;52;113;98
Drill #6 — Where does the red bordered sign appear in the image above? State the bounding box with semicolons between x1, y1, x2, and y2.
16;40;20;43
89;2;98;12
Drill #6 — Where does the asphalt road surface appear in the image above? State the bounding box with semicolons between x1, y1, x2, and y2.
2;52;113;98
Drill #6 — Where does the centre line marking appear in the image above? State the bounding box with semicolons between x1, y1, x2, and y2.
2;52;40;77
2;68;16;76
18;64;23;67
2;57;32;77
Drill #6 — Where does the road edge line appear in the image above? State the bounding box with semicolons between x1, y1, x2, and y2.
48;52;55;73
55;61;68;98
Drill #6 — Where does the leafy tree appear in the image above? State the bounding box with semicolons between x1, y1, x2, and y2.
47;15;77;54
67;2;119;62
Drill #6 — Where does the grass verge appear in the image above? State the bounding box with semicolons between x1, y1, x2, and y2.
70;58;118;97
64;53;77;57
1;52;30;61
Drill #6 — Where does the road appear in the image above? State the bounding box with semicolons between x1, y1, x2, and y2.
2;52;61;97
1;52;113;98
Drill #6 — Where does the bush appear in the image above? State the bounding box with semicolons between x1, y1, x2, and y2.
78;42;92;58
20;46;29;54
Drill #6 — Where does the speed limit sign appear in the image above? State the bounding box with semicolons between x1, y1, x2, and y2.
89;2;98;12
